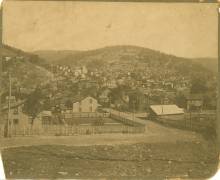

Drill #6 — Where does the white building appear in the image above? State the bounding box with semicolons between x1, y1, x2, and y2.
72;96;101;113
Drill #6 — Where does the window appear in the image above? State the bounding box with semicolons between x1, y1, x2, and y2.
90;98;93;104
79;107;82;112
90;106;92;112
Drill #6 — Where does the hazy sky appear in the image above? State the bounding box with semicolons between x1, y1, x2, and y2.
2;1;218;58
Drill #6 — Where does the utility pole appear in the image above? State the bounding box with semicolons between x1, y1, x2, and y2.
133;100;135;120
78;77;81;117
7;72;12;137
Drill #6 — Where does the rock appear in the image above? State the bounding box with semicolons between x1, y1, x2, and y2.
11;161;16;165
58;171;68;176
200;161;206;166
168;160;172;164
182;174;189;178
139;154;143;159
146;168;152;174
187;169;193;175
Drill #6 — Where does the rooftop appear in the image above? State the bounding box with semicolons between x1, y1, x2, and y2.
150;105;184;116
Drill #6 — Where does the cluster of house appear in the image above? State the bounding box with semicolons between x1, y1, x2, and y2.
0;92;204;130
51;63;191;95
52;65;93;80
1;95;102;128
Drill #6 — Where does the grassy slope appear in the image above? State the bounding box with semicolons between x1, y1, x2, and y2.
192;57;218;74
34;46;213;78
1;45;53;92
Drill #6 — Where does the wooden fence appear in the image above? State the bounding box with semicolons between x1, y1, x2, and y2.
110;113;145;127
62;112;110;119
0;111;147;137
0;124;145;137
157;113;216;135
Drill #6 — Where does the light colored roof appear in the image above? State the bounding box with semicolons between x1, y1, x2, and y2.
150;105;184;116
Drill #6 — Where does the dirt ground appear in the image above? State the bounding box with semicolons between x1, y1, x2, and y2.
2;141;218;179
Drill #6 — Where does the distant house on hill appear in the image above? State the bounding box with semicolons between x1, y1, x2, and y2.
105;80;117;89
186;94;203;112
72;96;101;113
149;104;184;120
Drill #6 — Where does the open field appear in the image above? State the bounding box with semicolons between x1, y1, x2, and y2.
2;141;218;179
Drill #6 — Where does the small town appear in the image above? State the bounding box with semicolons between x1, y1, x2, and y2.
0;1;218;179
0;45;218;179
1;48;217;137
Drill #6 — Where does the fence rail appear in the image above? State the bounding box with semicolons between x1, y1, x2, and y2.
0;111;147;138
62;112;110;118
110;113;145;129
0;124;145;137
157;114;216;133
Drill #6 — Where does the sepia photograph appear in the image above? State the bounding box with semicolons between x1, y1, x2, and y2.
0;0;219;179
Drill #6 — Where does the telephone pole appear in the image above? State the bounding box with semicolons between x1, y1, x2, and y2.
7;72;12;137
78;77;82;117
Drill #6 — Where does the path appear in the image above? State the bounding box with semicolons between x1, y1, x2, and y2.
108;109;199;135
104;108;148;126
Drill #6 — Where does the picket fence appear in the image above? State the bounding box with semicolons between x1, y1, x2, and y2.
0;123;145;137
